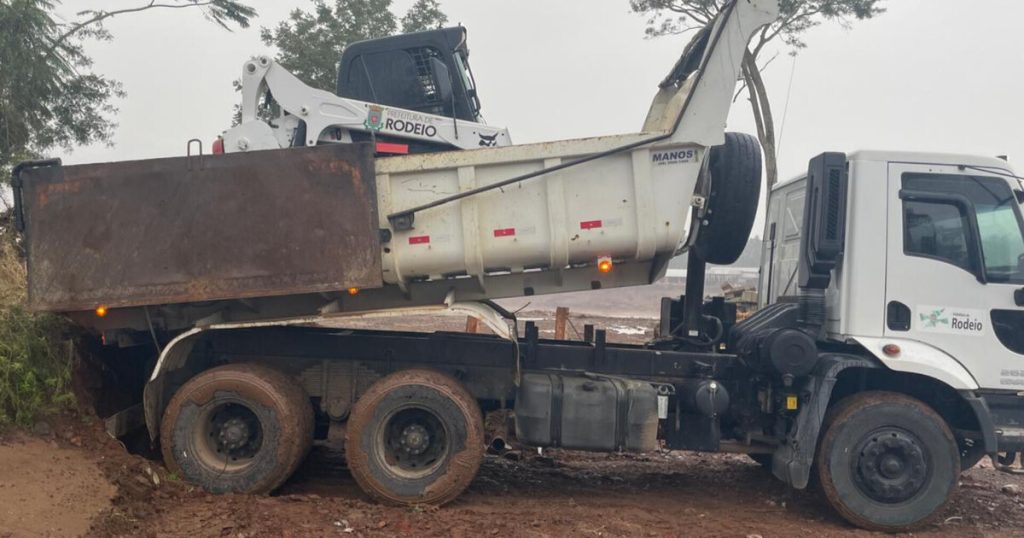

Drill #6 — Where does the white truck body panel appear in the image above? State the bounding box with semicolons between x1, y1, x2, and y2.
376;134;700;285
851;335;979;390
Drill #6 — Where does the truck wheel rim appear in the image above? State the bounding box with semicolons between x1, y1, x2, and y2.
379;406;448;478
193;401;264;472
852;427;929;504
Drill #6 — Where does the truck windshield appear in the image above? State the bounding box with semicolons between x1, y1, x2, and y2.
903;173;1024;283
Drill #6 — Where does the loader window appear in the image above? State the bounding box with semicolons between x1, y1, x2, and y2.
453;51;480;118
903;173;1024;283
344;47;450;116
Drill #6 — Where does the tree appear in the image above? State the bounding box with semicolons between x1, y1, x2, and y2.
260;0;448;91
0;0;255;179
630;0;884;188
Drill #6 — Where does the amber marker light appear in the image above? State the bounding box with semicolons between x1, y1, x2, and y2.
597;256;613;273
347;287;360;296
95;305;108;317
882;343;901;357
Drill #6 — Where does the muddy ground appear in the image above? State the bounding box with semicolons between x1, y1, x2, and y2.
3;313;1024;537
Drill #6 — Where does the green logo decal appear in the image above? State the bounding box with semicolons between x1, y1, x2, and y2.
364;105;385;131
920;308;949;328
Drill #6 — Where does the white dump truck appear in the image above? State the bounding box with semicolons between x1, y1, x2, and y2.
12;0;1024;531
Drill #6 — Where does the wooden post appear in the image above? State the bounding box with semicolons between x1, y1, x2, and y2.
465;316;479;333
554;306;570;340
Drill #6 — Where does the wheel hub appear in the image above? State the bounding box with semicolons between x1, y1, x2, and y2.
400;424;431;455
382;407;448;475
855;430;928;503
201;402;263;464
218;417;251;450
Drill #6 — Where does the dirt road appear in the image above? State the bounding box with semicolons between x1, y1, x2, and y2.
0;436;115;537
0;415;1020;538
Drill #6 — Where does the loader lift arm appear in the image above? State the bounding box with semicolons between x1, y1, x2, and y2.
225;57;511;154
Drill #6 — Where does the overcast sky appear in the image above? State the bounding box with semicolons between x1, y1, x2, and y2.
56;0;1024;231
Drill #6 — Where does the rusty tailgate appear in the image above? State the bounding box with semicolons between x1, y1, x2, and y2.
17;143;382;312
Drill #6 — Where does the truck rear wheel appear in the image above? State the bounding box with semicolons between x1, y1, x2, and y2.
160;363;314;494
817;392;959;532
345;369;484;506
693;132;762;265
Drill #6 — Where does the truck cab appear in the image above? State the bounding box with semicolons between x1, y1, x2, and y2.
762;151;1024;391
760;150;1024;468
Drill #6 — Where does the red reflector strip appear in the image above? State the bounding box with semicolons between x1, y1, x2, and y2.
493;228;516;237
580;220;603;230
409;235;430;245
376;142;409;154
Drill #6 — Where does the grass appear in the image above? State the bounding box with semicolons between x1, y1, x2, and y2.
0;223;75;428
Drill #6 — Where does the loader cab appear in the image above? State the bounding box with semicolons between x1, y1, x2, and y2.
337;26;482;123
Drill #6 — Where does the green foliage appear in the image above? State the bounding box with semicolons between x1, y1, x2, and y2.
0;227;73;428
0;0;122;178
260;0;448;91
401;0;447;34
0;0;255;180
0;305;73;428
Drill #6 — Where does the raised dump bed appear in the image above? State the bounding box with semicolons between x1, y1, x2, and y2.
14;0;778;334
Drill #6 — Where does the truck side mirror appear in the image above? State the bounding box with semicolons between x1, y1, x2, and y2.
429;57;454;114
798;152;848;290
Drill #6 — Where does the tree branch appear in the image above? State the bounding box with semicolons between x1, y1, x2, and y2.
51;1;220;51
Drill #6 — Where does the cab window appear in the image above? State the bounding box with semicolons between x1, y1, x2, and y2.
902;173;1024;283
903;199;972;272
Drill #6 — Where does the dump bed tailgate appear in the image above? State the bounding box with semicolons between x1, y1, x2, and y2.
16;143;382;312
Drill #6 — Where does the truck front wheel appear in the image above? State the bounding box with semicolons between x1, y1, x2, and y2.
817;391;959;532
345;369;484;506
159;363;314;494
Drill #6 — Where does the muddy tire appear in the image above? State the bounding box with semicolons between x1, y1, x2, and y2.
817;391;959;532
693;132;762;265
345;369;484;506
160;363;314;494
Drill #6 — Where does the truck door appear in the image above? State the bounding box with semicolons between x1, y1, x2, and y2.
884;162;1024;389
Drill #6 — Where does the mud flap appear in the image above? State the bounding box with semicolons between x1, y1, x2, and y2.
771;354;876;489
961;393;998;455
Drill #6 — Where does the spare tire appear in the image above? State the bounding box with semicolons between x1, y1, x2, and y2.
693;132;762;265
